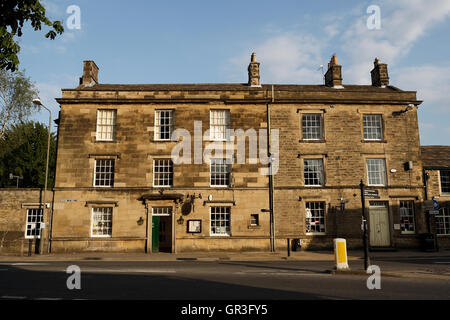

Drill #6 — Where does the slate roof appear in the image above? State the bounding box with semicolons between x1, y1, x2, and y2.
421;146;450;169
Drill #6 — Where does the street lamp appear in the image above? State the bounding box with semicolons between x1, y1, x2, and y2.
32;98;52;254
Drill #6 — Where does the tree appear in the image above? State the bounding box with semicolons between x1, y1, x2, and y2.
0;121;57;188
1;0;64;71
0;68;39;140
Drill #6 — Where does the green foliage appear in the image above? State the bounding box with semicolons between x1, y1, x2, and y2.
0;68;39;139
0;121;56;188
0;0;64;71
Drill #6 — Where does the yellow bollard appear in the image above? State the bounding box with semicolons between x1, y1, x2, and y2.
334;238;349;270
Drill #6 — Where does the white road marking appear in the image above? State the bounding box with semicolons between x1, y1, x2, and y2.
1;296;27;299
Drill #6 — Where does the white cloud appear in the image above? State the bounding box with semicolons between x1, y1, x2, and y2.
392;65;450;113
228;34;324;84
341;0;450;83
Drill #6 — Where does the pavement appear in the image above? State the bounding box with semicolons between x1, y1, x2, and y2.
1;248;449;262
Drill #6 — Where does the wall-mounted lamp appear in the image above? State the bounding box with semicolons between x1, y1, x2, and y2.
177;216;184;225
137;217;144;225
393;104;415;116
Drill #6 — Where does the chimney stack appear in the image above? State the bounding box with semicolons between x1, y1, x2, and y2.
324;55;343;88
80;60;99;86
371;58;389;87
248;53;261;87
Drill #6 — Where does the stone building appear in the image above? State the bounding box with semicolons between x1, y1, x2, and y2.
421;146;450;248
2;53;439;254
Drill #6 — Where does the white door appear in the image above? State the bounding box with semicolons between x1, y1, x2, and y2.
369;202;390;247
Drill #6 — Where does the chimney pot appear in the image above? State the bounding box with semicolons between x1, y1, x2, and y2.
371;58;389;87
248;53;261;87
80;60;99;86
325;55;343;88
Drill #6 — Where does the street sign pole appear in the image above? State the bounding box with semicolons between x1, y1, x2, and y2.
360;180;370;271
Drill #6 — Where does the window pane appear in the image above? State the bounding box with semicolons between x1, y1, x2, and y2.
302;114;322;140
366;159;386;186
210;158;231;187
96;110;116;141
210;110;230;141
153;159;173;186
363;115;383;140
435;208;450;235
155;110;174;140
304;159;324;186
94;159;115;187
210;206;231;235
25;209;43;238
92;207;113;236
441;170;450;193
305;202;325;234
400;201;415;233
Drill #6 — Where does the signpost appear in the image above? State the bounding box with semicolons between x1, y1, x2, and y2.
360;180;371;271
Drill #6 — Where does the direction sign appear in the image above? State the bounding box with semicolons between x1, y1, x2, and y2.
428;210;440;215
364;189;380;199
433;200;439;210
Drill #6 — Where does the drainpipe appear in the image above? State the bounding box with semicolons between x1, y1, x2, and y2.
267;85;275;252
423;168;431;233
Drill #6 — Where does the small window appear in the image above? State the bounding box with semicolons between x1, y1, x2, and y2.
250;214;259;226
154;110;174;141
210;158;231;187
94;159;115;187
305;202;326;234
152;207;172;216
304;159;324;186
366;158;387;186
210;206;231;236
153;159;173;187
25;208;43;239
440;170;450;194
210;109;230;141
96;109;117;141
302;114;322;140
363;114;383;141
400;201;415;234
435;208;450;235
91;207;113;237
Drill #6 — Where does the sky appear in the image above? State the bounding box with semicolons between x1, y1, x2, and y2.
15;0;450;145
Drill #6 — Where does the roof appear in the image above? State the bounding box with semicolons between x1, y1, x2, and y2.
421;146;450;169
65;83;405;93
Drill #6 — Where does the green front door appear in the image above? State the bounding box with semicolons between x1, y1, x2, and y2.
152;216;160;252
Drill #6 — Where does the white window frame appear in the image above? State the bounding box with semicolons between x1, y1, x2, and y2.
93;159;115;187
154;110;174;141
366;158;387;186
363;114;383;141
210;158;231;188
440;170;450;195
399;200;416;234
210;109;230;141
303;158;324;187
302;113;322;140
152;207;172;216
90;207;113;238
435;207;450;235
24;208;43;239
305;202;326;235
250;214;259;226
96;109;117;142
153;159;173;187
210;206;231;236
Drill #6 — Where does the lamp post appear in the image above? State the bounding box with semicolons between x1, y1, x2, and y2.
32;98;51;254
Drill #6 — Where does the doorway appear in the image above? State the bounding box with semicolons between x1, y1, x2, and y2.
151;207;173;253
368;201;391;247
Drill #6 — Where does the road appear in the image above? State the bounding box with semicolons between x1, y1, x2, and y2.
0;256;449;300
